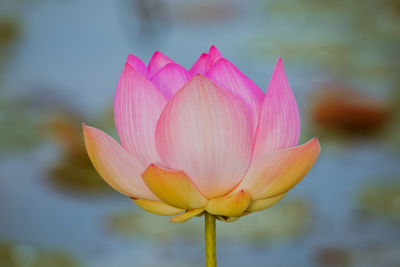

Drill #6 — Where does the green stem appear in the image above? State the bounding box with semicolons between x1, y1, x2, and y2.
205;212;217;267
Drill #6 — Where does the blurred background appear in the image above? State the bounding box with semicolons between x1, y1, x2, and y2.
0;0;400;266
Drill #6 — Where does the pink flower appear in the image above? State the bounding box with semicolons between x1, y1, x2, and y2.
83;46;320;223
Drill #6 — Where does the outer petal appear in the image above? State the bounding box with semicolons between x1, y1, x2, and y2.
189;45;223;77
206;190;251;217
82;125;156;200
132;198;184;216
156;75;254;198
170;208;205;223
252;58;300;161
206;59;264;130
114;63;167;167
142;164;208;209
150;63;189;99
147;51;174;77
127;54;148;77
246;193;286;212
216;216;241;222
236;138;320;200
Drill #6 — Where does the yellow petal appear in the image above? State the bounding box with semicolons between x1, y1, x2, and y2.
216;211;251;222
247;193;286;212
206;190;251;217
142;164;208;209
170;208;205;223
132;198;184;216
236;138;320;199
216;216;240;223
83;124;156;200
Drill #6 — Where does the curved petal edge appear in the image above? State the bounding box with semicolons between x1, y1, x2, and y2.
82;124;156;200
170;208;205;223
132;198;184;216
237;138;321;200
247;193;286;212
114;63;167;167
142;164;208;210
206;58;264;130
252;57;300;161
206;190;252;217
155;74;254;198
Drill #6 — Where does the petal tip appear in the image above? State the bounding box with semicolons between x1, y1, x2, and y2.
190;73;208;83
209;45;219;53
125;54;148;76
150;51;162;59
82;124;97;137
308;137;321;148
82;124;90;138
197;53;208;60
208;45;222;61
212;58;228;67
192;73;204;78
121;61;138;75
149;51;170;62
126;54;134;62
82;124;93;139
273;57;284;72
312;137;321;152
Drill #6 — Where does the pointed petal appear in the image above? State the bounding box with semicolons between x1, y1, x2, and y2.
247;193;286;212
208;45;222;62
236;138;320;200
142;164;208;209
189;53;208;76
147;51;174;77
83;125;156;200
170;208;205;223
206;59;264;130
132;198;184;216
188;46;223;76
206;190;251;217
252;58;300;161
156;75;254;198
127;54;148;77
207;45;223;65
150;63;189;99
217;211;251;222
216;216;240;222
114;63;167;167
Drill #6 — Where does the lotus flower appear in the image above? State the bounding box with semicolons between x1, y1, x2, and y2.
83;46;320;223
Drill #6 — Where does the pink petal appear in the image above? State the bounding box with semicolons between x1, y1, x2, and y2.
208;45;223;62
114;63;167;167
147;51;174;78
126;54;148;77
206;59;264;131
155;75;254;198
150;63;190;99
188;53;208;76
188;45;223;77
83;125;157;200
252;57;300;161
